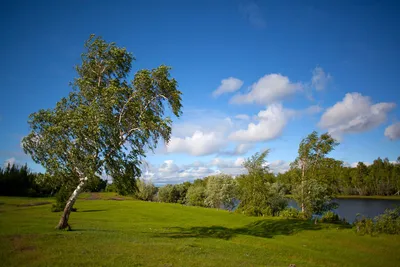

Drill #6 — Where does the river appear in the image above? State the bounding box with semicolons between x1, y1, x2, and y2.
288;198;400;223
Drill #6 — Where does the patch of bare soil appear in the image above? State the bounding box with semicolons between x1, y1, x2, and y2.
8;235;37;252
85;193;101;200
108;197;125;201
17;201;51;207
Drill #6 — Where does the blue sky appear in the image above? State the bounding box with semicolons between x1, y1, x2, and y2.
1;0;399;184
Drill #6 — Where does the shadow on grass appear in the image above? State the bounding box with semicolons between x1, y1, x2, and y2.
80;209;107;213
155;219;350;240
68;228;119;233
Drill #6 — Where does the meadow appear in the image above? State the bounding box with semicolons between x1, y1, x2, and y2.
1;193;399;267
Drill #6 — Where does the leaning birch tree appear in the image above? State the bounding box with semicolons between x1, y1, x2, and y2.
22;35;182;229
291;131;338;216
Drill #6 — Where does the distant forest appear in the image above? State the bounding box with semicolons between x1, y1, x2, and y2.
1;156;399;198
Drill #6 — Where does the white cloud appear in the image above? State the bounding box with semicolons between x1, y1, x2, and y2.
159;160;180;174
139;157;294;185
210;157;247;176
229;103;287;142
349;162;372;168
141;160;218;185
212;77;244;97
220;143;254;156
235;114;250;120
230;74;302;105
167;131;227;156
312;66;332;91
267;160;291;174
385;122;400;140
319;93;396;139
234;143;253;155
3;157;16;167
140;158;248;185
171;110;233;138
239;1;267;28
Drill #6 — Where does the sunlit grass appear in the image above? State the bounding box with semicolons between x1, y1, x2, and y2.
1;194;399;266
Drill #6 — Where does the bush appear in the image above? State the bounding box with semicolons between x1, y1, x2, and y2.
135;179;157;201
353;207;400;236
185;184;206;207
353;214;375;236
374;206;400;235
51;186;77;212
280;207;301;219
320;211;340;223
105;183;117;192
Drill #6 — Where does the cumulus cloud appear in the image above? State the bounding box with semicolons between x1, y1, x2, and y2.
140;158;248;185
239;1;267;28
210;157;247;176
230;74;302;105
229;103;287;142
319;93;396;139
167;131;227;156
171;110;233;138
220;143;254;156
348;162;372;168
141;160;218;185
267;160;291;174
139;157;293;185
385;122;400;140
311;66;332;91
212;77;244;97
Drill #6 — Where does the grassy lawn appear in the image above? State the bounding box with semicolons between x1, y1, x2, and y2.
1;194;399;267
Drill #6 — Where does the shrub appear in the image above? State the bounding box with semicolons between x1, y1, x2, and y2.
353;207;400;236
280;207;300;219
105;183;117;192
353;214;375;236
185;184;206;207
135;179;157;201
51;186;77;212
374;206;400;235
320;211;340;223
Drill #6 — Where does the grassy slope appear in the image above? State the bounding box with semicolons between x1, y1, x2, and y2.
0;195;399;267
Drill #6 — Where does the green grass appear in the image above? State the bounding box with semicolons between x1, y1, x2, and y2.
1;194;400;267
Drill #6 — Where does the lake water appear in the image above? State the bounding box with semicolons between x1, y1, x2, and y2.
288;198;400;223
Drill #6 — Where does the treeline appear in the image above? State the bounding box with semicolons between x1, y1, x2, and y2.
278;157;400;196
0;164;108;197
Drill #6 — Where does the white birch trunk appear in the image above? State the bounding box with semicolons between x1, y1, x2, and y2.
56;176;88;230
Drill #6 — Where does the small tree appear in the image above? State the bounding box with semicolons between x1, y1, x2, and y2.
185;180;207;207
204;174;238;210
236;151;287;216
291;131;338;217
135;179;157;201
22;35;182;229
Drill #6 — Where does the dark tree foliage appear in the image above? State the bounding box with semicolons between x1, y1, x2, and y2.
0;164;39;196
